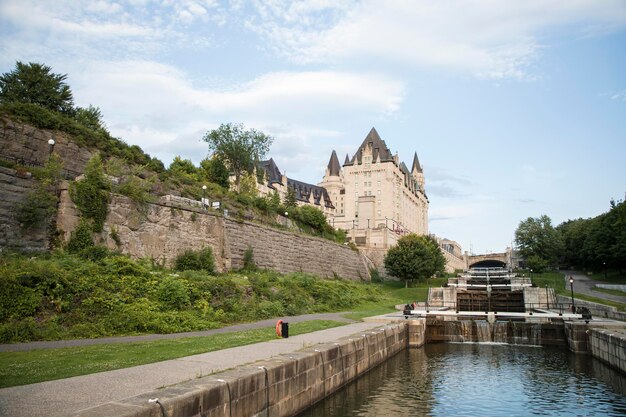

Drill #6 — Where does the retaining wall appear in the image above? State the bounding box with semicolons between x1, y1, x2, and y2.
55;193;371;281
426;319;567;346
557;295;626;322
73;323;407;417
589;328;626;374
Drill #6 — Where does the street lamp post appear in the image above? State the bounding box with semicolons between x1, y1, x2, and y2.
569;276;575;313
202;185;207;209
47;139;55;161
604;262;607;280
530;268;533;281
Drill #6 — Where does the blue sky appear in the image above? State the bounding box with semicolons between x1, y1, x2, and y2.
1;0;625;254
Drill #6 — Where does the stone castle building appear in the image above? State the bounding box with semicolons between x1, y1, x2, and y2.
318;127;428;237
254;128;430;255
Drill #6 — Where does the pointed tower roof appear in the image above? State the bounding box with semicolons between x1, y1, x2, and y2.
258;158;282;185
349;127;394;164
343;153;351;166
411;152;423;173
327;150;341;176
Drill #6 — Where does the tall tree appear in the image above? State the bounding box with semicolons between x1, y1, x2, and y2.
202;123;273;189
0;61;74;114
384;234;446;287
515;215;562;271
199;156;229;188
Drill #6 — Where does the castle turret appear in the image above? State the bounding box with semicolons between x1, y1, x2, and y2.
411;152;425;190
326;150;341;177
318;149;345;217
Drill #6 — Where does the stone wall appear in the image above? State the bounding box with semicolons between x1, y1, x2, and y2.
225;220;370;279
74;323;407;417
55;192;371;280
589;328;626;374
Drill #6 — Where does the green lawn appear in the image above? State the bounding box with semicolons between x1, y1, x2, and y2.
531;271;626;311
343;278;446;320
583;269;626;284
593;287;626;297
0;320;345;388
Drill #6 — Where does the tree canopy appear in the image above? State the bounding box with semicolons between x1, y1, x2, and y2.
514;215;562;271
202;123;273;189
0;61;74;114
557;199;626;272
384;234;446;285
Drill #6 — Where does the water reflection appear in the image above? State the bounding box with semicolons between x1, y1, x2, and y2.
297;344;626;417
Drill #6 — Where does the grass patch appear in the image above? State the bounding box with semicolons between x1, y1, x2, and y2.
570;293;626;311
531;271;626;311
592;287;626;297
584;270;626;285
0;320;345;388
342;278;447;320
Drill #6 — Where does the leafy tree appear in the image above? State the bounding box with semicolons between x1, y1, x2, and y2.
284;186;297;209
168;156;197;176
202;123;273;189
297;205;329;232
384;234;446;287
239;172;259;197
515;215;562;270
199;156;229;188
74;105;107;134
269;190;281;212
0;61;74;114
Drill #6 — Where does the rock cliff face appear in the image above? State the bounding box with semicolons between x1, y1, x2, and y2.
0;116;93;175
0;167;48;252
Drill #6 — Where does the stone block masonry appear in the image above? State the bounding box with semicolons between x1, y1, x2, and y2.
224;219;370;280
589;328;626;374
54;192;371;280
73;323;407;417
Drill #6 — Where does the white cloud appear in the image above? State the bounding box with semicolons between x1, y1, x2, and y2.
247;0;626;79
70;60;404;171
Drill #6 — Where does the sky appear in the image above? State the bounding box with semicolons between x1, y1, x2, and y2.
1;0;625;255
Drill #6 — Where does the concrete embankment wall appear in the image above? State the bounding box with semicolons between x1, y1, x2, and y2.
425;319;567;346
74;323;409;417
589;328;626;374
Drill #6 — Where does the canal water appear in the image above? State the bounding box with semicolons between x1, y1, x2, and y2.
297;343;626;416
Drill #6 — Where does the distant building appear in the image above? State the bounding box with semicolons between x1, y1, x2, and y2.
254;127;464;271
319;127;428;237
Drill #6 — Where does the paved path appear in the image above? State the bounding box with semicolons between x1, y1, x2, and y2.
0;321;384;417
0;312;355;352
562;270;626;304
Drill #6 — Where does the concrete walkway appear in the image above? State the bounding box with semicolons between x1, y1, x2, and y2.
562;270;626;304
0;312;356;352
0;321;384;417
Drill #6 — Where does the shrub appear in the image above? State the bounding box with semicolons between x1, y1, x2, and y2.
15;188;57;230
157;278;190;310
110;226;121;246
243;246;256;271
174;247;215;274
69;155;110;232
66;220;94;253
78;245;112;262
